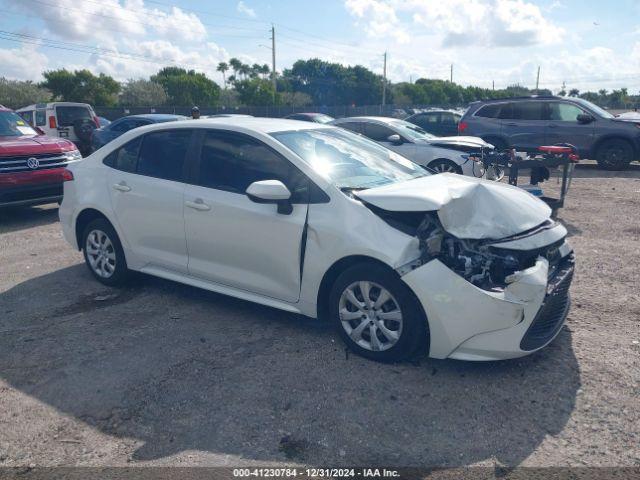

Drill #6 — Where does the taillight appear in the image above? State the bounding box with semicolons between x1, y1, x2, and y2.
458;121;468;133
49;116;57;129
93;116;100;128
62;169;74;182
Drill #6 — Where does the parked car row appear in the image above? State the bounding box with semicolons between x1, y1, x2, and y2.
58;117;575;363
459;96;640;170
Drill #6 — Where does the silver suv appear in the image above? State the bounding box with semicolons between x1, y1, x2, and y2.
459;96;640;170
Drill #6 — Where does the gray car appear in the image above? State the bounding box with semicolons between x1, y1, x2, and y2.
459;96;640;170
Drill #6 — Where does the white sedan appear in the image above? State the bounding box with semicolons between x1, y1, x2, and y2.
59;118;574;362
331;116;492;177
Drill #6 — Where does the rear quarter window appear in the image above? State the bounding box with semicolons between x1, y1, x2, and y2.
474;104;501;118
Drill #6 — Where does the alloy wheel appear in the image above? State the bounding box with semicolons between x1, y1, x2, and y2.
338;281;403;352
85;229;116;278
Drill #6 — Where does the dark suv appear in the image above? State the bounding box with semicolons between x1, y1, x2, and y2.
459;96;640;169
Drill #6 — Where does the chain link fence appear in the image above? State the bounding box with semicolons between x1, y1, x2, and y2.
94;104;462;121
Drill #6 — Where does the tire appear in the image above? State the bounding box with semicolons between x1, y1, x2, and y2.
427;159;463;174
81;218;130;286
596;139;633;170
328;263;429;362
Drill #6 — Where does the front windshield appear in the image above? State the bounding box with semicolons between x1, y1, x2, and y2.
573;98;614;119
0;111;37;137
272;127;428;190
390;120;435;140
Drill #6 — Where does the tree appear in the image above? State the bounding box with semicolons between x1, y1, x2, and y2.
0;78;51;109
229;58;242;78
119;79;167;106
151;67;220;107
41;69;120;106
234;78;276;106
568;88;580;97
217;62;229;89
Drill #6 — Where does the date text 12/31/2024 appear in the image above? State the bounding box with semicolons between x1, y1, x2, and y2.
233;468;400;478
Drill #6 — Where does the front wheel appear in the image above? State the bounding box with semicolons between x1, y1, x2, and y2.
329;263;428;362
82;218;130;286
427;159;463;174
596;139;633;170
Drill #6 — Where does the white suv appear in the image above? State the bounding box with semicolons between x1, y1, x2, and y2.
59;118;574;362
17;102;99;155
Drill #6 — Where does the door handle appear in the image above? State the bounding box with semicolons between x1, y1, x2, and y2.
548;124;558;128
185;199;211;211
505;122;517;126
112;182;131;192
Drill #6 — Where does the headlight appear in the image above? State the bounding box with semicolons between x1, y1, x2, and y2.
65;150;82;161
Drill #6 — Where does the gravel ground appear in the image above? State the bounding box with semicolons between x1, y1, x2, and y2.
0;163;639;468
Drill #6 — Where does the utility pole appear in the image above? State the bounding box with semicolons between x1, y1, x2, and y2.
535;66;540;93
382;51;387;107
492;80;495;91
271;24;276;104
450;64;453;83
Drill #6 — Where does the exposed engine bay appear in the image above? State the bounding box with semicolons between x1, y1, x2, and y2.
365;204;563;291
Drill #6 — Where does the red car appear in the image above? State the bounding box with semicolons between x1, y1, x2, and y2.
0;105;81;208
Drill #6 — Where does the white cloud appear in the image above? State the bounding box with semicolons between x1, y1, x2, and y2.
11;0;207;43
345;0;410;44
91;39;229;81
237;1;256;18
345;0;564;48
0;44;49;80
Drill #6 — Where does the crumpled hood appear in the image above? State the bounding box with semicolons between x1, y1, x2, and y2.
355;173;552;240
419;135;494;149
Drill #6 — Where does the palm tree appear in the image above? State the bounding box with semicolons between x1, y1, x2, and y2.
238;63;251;80
229;58;242;78
217;62;229;89
261;64;270;79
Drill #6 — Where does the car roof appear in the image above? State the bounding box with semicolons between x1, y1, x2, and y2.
16;102;93;111
288;112;328;117
0;105;11;112
125;114;186;121
131;116;335;134
333;116;399;124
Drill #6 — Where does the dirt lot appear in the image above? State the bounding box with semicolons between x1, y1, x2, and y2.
0;163;639;468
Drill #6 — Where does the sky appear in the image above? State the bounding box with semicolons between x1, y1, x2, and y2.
0;0;639;94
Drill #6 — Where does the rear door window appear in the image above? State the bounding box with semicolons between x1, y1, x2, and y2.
363;123;396;141
511;102;546;120
137;129;192;182
336;122;363;134
55;106;92;127
103;136;142;173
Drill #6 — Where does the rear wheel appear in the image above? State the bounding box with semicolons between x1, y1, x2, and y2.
329;263;428;362
596;139;633;170
427;159;463;174
81;218;129;286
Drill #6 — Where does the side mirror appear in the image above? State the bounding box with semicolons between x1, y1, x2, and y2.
246;180;293;214
387;134;403;144
577;113;594;124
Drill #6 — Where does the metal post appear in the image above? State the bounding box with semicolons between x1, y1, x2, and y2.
271;25;276;104
382;51;387;107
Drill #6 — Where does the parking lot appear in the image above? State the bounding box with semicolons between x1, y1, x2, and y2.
0;163;639;468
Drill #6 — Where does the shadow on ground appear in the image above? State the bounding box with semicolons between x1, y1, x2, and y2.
0;204;59;234
0;260;581;467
